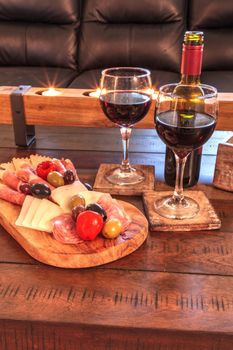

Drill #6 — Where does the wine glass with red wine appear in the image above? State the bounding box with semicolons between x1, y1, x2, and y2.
154;83;218;219
99;67;152;186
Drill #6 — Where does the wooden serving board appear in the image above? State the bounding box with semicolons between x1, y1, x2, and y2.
0;199;148;268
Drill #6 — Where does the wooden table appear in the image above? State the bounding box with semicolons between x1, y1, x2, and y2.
0;125;233;350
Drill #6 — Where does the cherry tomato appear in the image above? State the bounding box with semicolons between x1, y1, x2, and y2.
102;218;123;239
36;161;57;180
76;211;103;241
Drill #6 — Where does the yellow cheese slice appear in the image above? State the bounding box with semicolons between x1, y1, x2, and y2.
15;195;34;226
51;181;87;212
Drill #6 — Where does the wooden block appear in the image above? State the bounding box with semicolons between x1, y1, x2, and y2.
142;190;221;231
213;136;233;191
93;163;155;195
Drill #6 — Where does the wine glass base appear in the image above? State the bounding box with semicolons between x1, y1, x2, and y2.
105;166;145;186
154;195;200;220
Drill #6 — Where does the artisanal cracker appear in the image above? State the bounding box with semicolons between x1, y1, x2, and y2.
30;154;52;168
0;162;15;172
12;157;31;171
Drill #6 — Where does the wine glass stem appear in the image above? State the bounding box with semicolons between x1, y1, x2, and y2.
173;152;188;204
120;127;132;172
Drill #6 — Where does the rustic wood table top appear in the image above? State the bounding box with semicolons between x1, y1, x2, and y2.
0;125;233;350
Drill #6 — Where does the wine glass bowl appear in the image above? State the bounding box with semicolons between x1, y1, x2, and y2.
154;83;218;220
99;67;152;186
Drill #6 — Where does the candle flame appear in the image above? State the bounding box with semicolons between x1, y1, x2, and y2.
42;87;61;96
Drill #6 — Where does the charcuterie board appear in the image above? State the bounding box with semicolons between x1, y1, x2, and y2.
0;198;148;268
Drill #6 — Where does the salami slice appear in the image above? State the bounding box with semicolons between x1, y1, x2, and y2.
51;213;82;244
0;184;25;205
2;170;24;191
97;195;131;231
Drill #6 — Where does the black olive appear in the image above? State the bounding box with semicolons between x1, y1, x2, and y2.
19;183;32;195
86;203;107;221
83;182;93;191
31;183;51;199
64;170;75;185
72;205;85;221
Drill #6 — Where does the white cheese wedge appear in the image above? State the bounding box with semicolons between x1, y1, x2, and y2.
36;200;64;232
15;195;34;226
51;180;87;212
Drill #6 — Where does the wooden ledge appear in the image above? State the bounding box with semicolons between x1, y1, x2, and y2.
0;86;232;130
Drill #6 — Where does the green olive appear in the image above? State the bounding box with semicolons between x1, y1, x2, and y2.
70;194;86;209
47;171;65;187
102;218;123;239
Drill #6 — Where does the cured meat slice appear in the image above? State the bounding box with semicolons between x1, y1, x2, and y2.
2;170;24;191
0;184;25;205
61;158;78;179
52;159;67;175
51;213;82;244
97;195;131;231
16;164;54;190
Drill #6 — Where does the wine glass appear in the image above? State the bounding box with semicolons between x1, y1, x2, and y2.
154;83;218;220
99;67;152;186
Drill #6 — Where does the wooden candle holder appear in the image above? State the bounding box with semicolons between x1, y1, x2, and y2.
213;136;233;192
0;86;232;146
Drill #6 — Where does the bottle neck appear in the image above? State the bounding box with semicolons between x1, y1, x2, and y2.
180;43;203;84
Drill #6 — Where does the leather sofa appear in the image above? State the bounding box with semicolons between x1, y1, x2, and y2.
0;0;233;92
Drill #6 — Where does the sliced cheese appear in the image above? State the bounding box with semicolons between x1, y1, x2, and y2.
30;198;49;228
21;197;42;228
15;195;34;226
36;200;64;232
78;191;110;205
51;180;87;212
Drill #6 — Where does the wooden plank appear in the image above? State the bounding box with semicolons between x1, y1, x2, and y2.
1;319;233;350
0;87;233;130
0;264;233;334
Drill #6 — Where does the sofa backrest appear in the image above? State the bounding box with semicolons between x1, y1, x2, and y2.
0;0;80;69
78;0;186;74
189;0;233;71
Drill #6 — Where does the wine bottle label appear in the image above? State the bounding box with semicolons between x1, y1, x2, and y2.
181;44;203;76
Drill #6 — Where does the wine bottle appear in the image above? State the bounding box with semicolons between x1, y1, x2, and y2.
164;31;204;188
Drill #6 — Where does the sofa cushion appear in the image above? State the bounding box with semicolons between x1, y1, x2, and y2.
0;67;78;88
189;0;233;71
78;0;186;74
201;71;233;93
68;69;180;90
0;0;80;69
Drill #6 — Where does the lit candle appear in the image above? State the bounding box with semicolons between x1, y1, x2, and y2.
42;87;61;96
89;88;101;98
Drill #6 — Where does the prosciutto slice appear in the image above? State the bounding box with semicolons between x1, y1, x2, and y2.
0;184;25;205
97;194;131;231
16;164;54;190
2;170;24;191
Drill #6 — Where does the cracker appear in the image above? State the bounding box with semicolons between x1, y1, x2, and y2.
30;154;52;167
0;162;15;172
12;157;31;171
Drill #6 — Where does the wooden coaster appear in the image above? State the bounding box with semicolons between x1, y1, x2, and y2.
213;136;233;192
93;163;155;196
142;190;221;231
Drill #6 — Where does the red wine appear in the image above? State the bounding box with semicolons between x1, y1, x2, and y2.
156;110;216;158
100;91;151;127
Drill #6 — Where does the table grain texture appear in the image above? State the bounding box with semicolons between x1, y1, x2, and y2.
0;125;233;350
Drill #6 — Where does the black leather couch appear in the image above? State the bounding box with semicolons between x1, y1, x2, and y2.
0;0;233;93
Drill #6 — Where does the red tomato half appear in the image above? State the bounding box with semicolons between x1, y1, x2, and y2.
76;211;104;241
36;161;58;180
